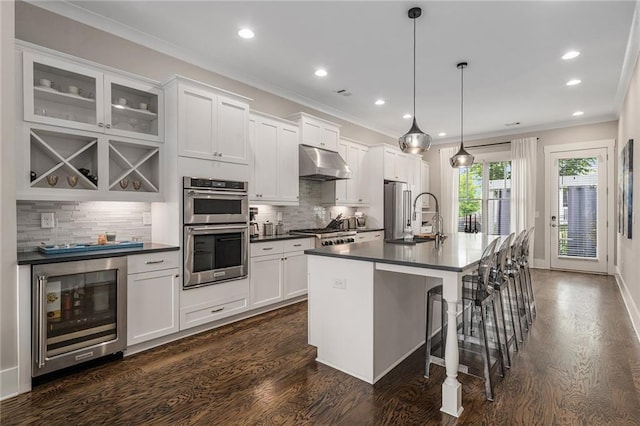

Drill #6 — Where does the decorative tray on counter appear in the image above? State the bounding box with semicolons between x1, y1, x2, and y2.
38;241;143;255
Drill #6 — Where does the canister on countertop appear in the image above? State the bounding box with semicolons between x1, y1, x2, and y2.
263;221;274;236
275;222;284;235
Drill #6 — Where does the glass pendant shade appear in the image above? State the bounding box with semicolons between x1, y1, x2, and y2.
449;143;474;167
399;117;432;154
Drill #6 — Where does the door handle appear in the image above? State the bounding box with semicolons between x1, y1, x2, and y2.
37;275;47;368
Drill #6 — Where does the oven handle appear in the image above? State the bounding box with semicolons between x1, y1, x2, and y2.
187;190;247;198
187;225;249;233
36;275;47;368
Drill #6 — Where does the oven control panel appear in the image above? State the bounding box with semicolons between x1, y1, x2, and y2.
184;177;248;191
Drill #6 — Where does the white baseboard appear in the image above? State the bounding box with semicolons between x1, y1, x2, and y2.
0;367;19;401
615;269;640;343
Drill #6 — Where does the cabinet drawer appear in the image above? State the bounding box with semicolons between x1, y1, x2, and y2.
283;238;313;252
128;251;180;274
181;297;248;329
250;241;284;257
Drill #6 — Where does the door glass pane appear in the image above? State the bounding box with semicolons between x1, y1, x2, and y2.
46;270;118;357
458;164;483;232
557;157;598;257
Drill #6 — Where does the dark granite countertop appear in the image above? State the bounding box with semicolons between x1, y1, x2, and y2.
305;233;503;273
250;234;315;243
17;243;179;265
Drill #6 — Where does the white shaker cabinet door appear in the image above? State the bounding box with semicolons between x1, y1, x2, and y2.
127;268;180;346
217;96;249;165
283;251;308;299
250;254;284;309
278;124;299;204
252;118;279;201
178;85;217;160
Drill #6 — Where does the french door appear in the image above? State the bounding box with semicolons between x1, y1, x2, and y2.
549;148;608;273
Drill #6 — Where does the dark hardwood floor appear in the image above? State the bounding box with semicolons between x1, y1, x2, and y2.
3;270;640;425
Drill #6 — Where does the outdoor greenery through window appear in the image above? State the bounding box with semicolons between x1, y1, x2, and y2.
458;160;511;235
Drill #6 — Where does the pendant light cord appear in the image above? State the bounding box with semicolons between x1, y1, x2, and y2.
460;64;464;147
413;17;416;117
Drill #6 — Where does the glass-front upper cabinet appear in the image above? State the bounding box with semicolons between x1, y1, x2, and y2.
23;51;163;143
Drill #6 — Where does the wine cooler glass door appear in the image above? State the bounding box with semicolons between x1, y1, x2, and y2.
33;257;126;377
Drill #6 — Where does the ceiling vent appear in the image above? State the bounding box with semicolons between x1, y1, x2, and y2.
335;89;352;97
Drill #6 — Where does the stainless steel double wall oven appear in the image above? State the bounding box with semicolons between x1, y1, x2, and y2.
183;177;249;289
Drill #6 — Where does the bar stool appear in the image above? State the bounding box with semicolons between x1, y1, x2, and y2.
506;230;530;337
424;237;504;401
519;227;537;320
490;233;519;368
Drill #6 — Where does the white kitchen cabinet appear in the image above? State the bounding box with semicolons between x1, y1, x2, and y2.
421;161;430;208
249;238;313;309
282;250;308;299
322;138;370;206
249;112;299;205
179;278;250;330
22;50;163;143
250;253;283;309
407;155;422;193
17;123;162;201
383;146;408;182
355;230;384;243
173;76;250;165
127;251;180;346
287;112;340;151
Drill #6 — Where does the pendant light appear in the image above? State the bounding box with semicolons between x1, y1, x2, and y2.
450;62;474;167
399;7;431;154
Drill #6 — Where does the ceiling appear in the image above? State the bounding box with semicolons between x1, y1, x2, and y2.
34;1;639;143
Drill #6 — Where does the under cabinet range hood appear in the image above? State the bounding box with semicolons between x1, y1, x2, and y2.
299;144;352;181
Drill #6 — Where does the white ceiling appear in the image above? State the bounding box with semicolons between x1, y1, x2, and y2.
35;1;638;143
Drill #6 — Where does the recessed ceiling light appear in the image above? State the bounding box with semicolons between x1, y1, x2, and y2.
562;50;580;60
572;111;584;116
315;69;328;77
566;79;582;86
375;99;385;106
238;28;254;39
438;132;447;137
403;113;412;119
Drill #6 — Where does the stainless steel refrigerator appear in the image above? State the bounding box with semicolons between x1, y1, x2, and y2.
384;181;412;240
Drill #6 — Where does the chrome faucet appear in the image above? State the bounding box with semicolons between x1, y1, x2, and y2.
413;192;444;243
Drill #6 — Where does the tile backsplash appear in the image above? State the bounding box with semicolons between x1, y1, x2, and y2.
250;180;360;232
16;181;366;251
17;201;151;252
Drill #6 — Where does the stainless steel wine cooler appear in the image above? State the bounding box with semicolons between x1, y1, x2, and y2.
32;257;127;377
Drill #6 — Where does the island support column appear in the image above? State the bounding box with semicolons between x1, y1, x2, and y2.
441;270;464;417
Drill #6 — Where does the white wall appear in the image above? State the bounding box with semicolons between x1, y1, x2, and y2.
1;0;18;399
422;120;618;264
616;44;640;337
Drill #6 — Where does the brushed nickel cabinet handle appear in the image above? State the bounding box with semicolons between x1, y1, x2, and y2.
211;307;224;313
145;260;164;264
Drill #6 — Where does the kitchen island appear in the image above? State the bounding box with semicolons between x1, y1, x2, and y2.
305;233;498;418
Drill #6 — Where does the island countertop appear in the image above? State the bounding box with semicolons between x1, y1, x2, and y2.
304;233;501;273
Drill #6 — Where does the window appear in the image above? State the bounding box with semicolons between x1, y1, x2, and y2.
458;159;511;235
